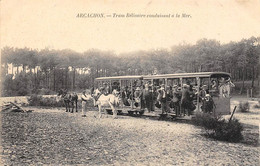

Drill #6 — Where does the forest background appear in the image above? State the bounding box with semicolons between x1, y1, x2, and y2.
1;37;259;97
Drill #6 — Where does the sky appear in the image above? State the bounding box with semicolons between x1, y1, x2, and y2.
1;0;260;54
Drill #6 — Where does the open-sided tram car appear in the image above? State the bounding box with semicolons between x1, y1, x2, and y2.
95;72;232;117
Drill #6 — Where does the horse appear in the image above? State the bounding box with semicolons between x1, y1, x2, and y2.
58;89;78;113
92;88;120;119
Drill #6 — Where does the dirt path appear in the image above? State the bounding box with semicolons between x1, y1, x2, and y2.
0;107;259;165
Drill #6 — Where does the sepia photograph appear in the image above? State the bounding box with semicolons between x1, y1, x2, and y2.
0;0;259;165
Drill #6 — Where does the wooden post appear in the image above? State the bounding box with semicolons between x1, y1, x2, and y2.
247;89;249;98
109;80;112;93
119;80;122;96
165;78;167;89
229;106;237;122
251;88;253;99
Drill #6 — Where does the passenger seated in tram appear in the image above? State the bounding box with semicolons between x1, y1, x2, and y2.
211;80;218;90
209;80;219;97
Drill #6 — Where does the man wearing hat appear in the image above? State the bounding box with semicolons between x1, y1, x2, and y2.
199;85;208;99
144;84;154;112
158;84;168;114
202;94;216;113
81;90;90;117
172;85;181;116
134;87;144;108
199;84;207;103
181;84;192;116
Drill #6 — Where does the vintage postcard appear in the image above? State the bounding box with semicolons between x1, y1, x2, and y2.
1;0;259;165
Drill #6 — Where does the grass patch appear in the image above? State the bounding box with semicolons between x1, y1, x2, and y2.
253;101;260;109
238;101;250;113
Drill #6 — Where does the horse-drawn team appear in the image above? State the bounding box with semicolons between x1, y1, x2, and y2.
58;73;234;119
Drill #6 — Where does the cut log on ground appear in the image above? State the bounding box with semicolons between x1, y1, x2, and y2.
1;102;33;113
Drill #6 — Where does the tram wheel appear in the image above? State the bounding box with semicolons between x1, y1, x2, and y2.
117;110;123;115
139;110;145;116
106;109;113;115
128;111;134;116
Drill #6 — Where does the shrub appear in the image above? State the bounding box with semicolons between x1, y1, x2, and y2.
28;94;43;106
192;112;222;130
192;112;243;142
238;101;250;113
254;101;260;108
28;94;94;109
28;95;64;107
214;118;243;142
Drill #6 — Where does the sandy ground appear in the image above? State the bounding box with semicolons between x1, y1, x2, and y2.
0;98;259;165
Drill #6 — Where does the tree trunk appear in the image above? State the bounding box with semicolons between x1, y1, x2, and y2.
65;68;68;90
62;69;64;89
257;66;259;86
34;68;37;89
53;68;56;91
242;66;245;90
45;72;48;88
96;65;99;78
251;66;255;88
72;67;75;90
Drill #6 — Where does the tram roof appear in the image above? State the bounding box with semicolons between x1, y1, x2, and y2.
143;72;231;79
95;75;143;81
95;72;231;81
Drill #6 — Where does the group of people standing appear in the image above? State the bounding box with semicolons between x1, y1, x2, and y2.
80;78;234;117
157;83;197;116
120;82;198;116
